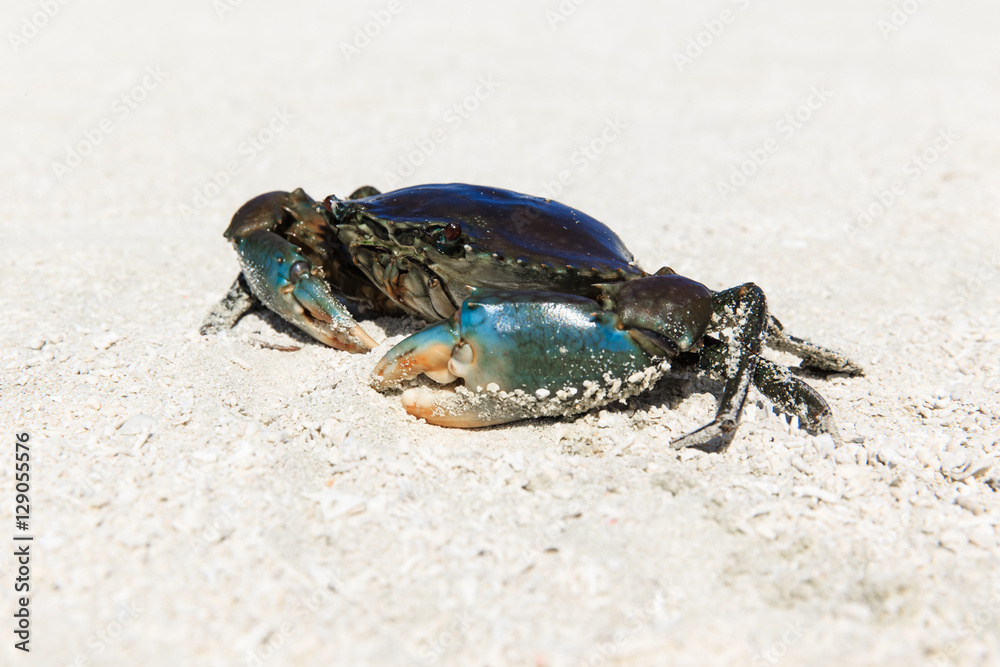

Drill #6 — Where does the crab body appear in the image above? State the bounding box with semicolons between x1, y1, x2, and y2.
206;183;860;449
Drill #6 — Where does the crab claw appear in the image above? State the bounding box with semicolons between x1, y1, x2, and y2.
228;227;376;353
373;289;670;427
372;315;461;387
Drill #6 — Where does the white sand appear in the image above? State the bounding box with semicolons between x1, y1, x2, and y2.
3;1;1000;664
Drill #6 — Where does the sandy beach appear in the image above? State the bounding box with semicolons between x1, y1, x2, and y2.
3;1;1000;664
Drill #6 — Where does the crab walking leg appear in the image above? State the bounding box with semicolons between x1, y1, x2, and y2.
230;229;376;352
671;283;768;450
373;289;669;427
199;273;258;336
753;358;843;444
694;334;841;435
766;315;863;376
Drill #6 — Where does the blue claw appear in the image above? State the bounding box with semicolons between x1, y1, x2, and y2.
232;230;376;352
373;289;670;427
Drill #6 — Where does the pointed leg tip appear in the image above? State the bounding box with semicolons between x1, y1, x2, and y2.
800;358;865;377
815;414;844;447
843;361;865;376
670;419;736;452
670;426;714;450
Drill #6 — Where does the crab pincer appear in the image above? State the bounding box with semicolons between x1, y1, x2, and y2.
373;276;716;429
372;288;665;427
223;191;376;352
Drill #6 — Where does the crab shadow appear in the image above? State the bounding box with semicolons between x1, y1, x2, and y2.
232;296;419;348
573;360;840;454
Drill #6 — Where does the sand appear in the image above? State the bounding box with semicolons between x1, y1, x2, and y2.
3;0;1000;665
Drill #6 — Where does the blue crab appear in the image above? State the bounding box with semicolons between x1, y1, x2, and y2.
203;183;861;449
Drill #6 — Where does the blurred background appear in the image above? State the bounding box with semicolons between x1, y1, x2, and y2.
5;0;999;332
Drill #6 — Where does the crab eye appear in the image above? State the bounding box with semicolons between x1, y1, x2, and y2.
289;260;311;283
443;222;462;241
322;195;343;218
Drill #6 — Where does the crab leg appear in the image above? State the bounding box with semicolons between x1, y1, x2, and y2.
671;283;768;450
223;191;376;352
373;289;671;427
766;315;863;375
695;332;840;432
752;357;841;443
200;273;258;336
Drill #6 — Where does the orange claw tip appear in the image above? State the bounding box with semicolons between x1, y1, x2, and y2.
373;341;454;385
372;320;460;385
305;322;377;353
350;326;379;352
400;387;495;428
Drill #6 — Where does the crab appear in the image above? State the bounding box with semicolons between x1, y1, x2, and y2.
202;183;861;449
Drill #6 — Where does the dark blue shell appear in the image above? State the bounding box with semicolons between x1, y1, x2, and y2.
350;183;642;283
